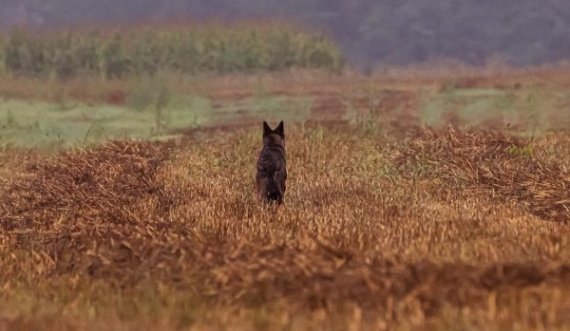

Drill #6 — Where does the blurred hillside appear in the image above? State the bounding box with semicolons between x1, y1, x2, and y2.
1;0;569;69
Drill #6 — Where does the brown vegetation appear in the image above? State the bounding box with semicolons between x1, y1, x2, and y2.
1;115;569;330
0;64;569;330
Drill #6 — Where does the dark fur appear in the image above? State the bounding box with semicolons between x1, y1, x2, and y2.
256;121;287;204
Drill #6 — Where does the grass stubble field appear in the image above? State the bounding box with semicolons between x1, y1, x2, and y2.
0;65;570;331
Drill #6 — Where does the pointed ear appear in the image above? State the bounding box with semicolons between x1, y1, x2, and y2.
263;121;272;137
275;121;284;138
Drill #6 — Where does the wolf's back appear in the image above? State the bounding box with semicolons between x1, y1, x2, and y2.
256;147;287;203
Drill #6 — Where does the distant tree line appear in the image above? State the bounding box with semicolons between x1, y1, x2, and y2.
1;0;569;68
0;24;343;79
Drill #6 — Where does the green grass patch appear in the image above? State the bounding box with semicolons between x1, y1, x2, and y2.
0;92;314;149
419;85;562;132
0;98;206;149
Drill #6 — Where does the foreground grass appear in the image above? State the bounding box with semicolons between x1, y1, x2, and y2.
0;67;569;330
0;122;569;330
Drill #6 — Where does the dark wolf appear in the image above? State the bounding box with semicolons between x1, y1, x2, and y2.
256;121;287;204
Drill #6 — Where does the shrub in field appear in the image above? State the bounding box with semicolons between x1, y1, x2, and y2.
0;24;344;79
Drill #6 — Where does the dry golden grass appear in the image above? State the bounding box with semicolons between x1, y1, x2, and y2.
0;65;570;330
1;117;569;330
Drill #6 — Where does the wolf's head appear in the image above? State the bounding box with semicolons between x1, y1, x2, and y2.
262;121;284;147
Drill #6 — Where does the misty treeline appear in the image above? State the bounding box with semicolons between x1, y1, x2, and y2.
1;0;569;68
0;25;343;79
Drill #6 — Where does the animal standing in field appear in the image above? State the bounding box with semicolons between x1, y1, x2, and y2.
256;121;287;204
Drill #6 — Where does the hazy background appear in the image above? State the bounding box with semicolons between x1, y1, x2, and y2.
1;0;569;70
